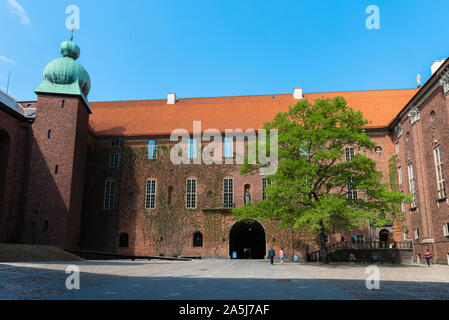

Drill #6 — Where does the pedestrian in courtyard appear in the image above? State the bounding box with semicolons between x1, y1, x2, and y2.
349;252;356;264
268;247;275;265
425;249;432;267
370;253;379;265
279;248;285;264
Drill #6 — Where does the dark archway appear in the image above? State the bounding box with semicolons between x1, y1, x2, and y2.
379;229;390;242
229;220;266;259
0;129;10;216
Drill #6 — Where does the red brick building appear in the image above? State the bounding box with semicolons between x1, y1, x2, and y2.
1;36;448;264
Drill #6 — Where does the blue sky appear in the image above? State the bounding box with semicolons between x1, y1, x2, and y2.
1;0;449;102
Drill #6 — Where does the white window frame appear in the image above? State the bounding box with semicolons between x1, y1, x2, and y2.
396;143;400;154
345;147;355;162
223;178;234;208
104;180;115;210
443;223;449;237
110;152;119;168
262;177;271;200
414;228;419;241
186;178;197;209
188;139;197;159
434;146;446;199
398;167;403;185
224;137;233;158
348;181;358;200
408;164;417;208
148;140;157;159
145;179;157;210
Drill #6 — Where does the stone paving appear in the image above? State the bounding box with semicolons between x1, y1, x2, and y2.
0;259;448;300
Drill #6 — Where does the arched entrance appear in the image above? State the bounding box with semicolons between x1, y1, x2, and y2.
0;129;10;215
229;220;266;259
379;229;390;242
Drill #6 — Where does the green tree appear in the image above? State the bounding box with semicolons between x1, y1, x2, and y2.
233;97;409;263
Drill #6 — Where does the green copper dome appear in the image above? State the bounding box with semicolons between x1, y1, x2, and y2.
35;33;91;112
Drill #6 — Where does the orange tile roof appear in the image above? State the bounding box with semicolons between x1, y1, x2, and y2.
86;88;418;137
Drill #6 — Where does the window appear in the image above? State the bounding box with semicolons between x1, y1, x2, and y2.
43;220;49;233
119;233;129;248
193;232;203;248
188;139;197;159
104;180;115;210
348;181;358;200
223;178;234;208
110;152;119;168
443;223;449;237
356;235;365;243
224;137;233;158
112;140;120;147
414;228;419;241
403;232;408;241
345;147;355;162
62;100;65;109
398;167;403;185
145;179;157;209
186;178;197;209
262;178;271;200
401;201;406;213
324;235;330;243
434;146;446;199
396;143;400;154
148;140;157;159
408;164;417;208
55;165;59;175
48;129;52;139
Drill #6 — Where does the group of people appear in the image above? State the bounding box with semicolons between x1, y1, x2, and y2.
268;247;285;265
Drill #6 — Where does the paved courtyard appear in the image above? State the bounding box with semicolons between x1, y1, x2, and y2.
0;259;448;300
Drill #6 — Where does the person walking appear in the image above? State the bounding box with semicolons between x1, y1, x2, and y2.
279;248;285;264
268;247;275;265
425;249;432;267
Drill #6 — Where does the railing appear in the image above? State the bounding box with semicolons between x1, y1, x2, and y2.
307;241;413;262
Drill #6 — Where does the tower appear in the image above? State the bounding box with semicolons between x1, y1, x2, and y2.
23;32;91;248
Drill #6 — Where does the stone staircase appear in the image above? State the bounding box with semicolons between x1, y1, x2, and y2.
0;243;84;262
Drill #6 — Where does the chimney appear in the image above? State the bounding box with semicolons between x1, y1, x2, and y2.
293;88;303;100
167;93;176;105
431;59;446;75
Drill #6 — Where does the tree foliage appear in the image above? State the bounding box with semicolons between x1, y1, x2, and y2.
233;97;410;261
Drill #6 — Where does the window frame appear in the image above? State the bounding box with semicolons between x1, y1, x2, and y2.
148;140;157;159
434;146;446;199
110;152;120;168
223;178;234;208
186;178;197;209
407;164;417;209
262;177;271;200
145;179;157;210
345;147;355;162
224;137;234;158
103;180;115;210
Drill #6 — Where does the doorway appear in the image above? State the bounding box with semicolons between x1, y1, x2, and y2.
229;220;266;259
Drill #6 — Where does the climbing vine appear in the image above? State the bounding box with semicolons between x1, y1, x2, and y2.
388;154;404;224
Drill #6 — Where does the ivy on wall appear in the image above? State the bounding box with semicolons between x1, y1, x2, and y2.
388;154;404;224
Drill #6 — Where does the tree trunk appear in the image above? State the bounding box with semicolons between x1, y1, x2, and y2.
319;221;329;264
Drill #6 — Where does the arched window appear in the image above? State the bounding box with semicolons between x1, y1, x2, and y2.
48;129;52;139
62;100;65;109
193;232;203;248
119;233;129;248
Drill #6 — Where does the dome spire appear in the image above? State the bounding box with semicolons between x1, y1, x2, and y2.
70;28;74;41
